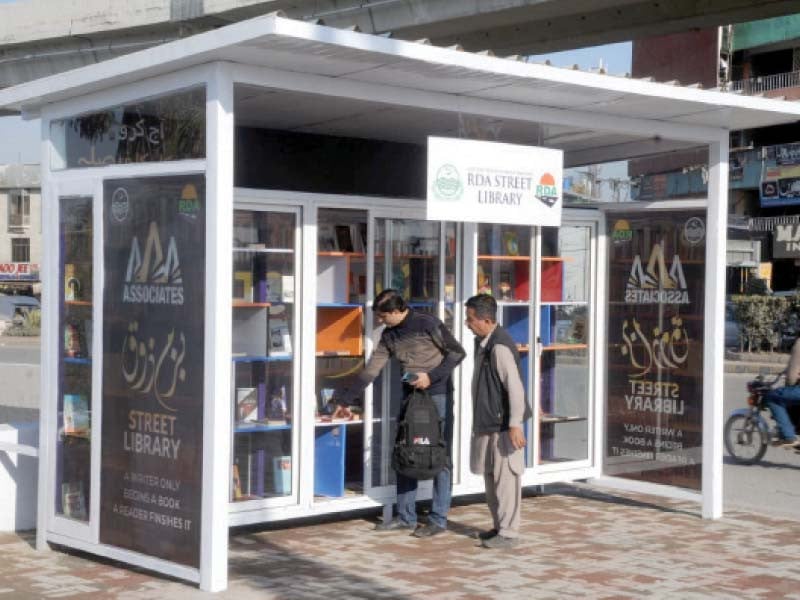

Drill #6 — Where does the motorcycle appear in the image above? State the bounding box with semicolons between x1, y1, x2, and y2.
724;374;800;464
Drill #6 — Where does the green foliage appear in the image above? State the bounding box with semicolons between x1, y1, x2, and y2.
730;295;789;352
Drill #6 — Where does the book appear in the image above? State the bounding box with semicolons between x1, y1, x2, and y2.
232;464;243;500
444;274;455;303
233;271;253;301
236;387;258;422
266;271;282;303
554;319;572;344
503;231;519;256
64;263;81;301
63;394;89;436
268;385;288;421
318;223;337;251
281;275;295;303
335;225;354;253
273;456;291;495
233;211;257;246
319;388;336;415
62;481;87;520
64;322;83;358
269;318;292;356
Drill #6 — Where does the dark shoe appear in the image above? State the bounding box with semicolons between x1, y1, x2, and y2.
413;523;445;538
375;519;415;532
771;436;799;448
481;534;518;549
476;528;498;541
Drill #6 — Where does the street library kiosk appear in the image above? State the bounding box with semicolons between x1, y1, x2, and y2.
1;13;798;591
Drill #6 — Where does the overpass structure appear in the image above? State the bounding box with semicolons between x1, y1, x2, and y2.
1;0;799;89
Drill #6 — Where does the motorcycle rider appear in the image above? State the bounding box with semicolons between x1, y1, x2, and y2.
764;335;800;447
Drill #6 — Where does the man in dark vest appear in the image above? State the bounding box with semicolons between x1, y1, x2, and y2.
465;293;528;549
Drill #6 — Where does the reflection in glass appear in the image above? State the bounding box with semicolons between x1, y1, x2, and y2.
231;209;296;501
51;87;206;170
57;196;93;521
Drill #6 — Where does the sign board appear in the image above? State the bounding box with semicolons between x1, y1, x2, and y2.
427;137;562;226
101;175;205;568
760;164;800;208
773;223;800;259
605;213;706;491
0;263;39;280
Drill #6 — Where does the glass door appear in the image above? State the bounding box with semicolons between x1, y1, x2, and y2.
54;191;96;537
536;224;594;468
230;207;299;504
371;218;454;490
314;208;368;499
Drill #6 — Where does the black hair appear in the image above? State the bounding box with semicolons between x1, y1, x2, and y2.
465;294;497;322
373;288;407;313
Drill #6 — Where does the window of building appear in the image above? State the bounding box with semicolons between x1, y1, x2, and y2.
8;190;30;229
11;238;30;263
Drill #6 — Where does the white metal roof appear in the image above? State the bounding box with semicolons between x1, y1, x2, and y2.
1;14;799;165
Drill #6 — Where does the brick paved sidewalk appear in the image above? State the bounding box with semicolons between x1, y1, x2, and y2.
2;484;800;599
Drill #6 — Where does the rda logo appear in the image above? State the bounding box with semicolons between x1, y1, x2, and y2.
178;184;200;218
535;173;559;207
433;164;462;200
612;219;633;243
625;241;689;305
123;222;184;305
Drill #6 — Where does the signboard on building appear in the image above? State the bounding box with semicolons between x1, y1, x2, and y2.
605;212;705;490
0;263;39;280
760;164;800;207
773;223;800;259
100;175;205;568
426;137;563;226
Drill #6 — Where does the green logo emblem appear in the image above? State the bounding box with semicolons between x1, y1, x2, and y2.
433;164;462;200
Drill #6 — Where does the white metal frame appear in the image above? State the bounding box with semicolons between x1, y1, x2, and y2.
10;10;788;589
37;66;220;588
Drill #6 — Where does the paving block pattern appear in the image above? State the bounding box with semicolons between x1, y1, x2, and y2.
2;485;800;599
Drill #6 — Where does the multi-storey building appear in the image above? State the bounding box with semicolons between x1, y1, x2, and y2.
0;164;41;296
632;15;800;293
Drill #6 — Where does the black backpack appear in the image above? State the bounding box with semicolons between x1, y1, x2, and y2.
392;390;448;480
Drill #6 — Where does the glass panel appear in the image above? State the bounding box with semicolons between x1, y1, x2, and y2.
444;222;459;332
51;87;205;170
57;196;93;521
231;209;297;501
477;223;531;301
315;208;367;498
370;218;451;487
538;225;591;464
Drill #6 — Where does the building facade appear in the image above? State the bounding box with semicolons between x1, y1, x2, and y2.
631;15;800;294
0;164;41;296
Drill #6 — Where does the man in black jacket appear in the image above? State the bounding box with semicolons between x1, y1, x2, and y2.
347;289;465;538
465;294;527;549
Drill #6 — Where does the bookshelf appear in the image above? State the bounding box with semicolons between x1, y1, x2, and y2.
57;196;93;522
231;209;297;502
314;208;368;497
538;225;591;465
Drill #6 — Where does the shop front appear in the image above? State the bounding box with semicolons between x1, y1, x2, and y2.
1;14;798;592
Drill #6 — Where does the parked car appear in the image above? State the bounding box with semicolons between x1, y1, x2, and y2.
0;295;40;334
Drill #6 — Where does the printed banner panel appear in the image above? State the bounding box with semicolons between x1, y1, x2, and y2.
427;136;563;226
605;213;706;490
100;175;205;568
